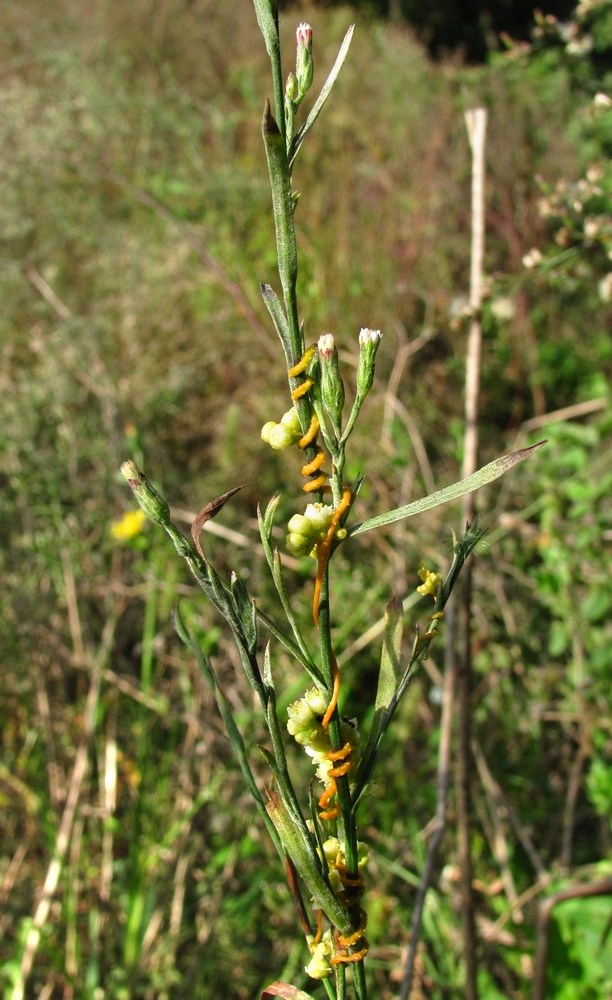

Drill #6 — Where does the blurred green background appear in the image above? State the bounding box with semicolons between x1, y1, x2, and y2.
1;1;611;998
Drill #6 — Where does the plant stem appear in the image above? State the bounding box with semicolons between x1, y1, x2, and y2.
319;567;368;999
456;106;487;1000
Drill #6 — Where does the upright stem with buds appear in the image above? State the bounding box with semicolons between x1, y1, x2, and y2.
121;4;543;994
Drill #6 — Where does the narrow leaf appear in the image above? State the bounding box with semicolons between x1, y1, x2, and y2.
263;642;275;693
351;599;403;810
261;285;293;366
231;571;258;654
265;790;354;935
348;441;546;538
290;25;355;167
376;596;403;713
260;492;282;544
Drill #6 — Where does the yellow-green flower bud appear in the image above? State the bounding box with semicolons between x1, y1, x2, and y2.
280;407;302;435
322;837;341;863
305;929;333;979
356;327;382;399
318;333;344;434
261;407;302;450
285;71;298;103
287;697;315;733
293;724;325;747
286;502;334;557
304;687;327;717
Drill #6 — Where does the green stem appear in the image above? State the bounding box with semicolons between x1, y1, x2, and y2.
252;0;286;146
262;101;301;362
336;964;346;1000
319;567;369;1000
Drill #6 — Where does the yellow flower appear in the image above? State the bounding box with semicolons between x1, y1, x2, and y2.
111;508;147;541
416;560;442;599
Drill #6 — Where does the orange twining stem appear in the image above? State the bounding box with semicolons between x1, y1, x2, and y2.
329;760;351;778
337;914;368;949
331;914;369;966
334;857;364;889
317;737;353;821
321;653;340;729
301;450;325;476
318;802;340;822
302;447;328;493
327;742;353;762
331;940;369;965
303;473;328;493
313;488;352;627
312;908;323;947
289;347;316;401
291;378;313;401
288;345;316;378
299;420;329;493
298;413;320;449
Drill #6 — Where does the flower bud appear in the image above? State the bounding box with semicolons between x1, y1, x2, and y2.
286;502;334;557
296;22;313;98
304;687;327;717
287;697;315;732
356;328;382;399
318;333;345;434
285;72;298;104
305;929;333;979
261;407;302;450
121;461;171;527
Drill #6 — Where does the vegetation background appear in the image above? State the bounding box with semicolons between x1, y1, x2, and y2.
0;1;611;998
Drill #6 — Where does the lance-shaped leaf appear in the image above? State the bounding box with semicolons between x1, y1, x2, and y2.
350;598;403;809
289;25;355;168
265;789;354;936
261;284;293;368
375;596;404;713
348;441;546;538
231;571;258;655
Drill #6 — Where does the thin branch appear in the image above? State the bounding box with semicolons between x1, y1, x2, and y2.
532;878;612;1000
400;599;457;1000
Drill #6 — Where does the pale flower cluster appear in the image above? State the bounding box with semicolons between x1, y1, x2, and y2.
286;502;335;558
261;406;302;450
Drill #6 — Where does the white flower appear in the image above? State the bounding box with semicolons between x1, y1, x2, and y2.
522;247;543;269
